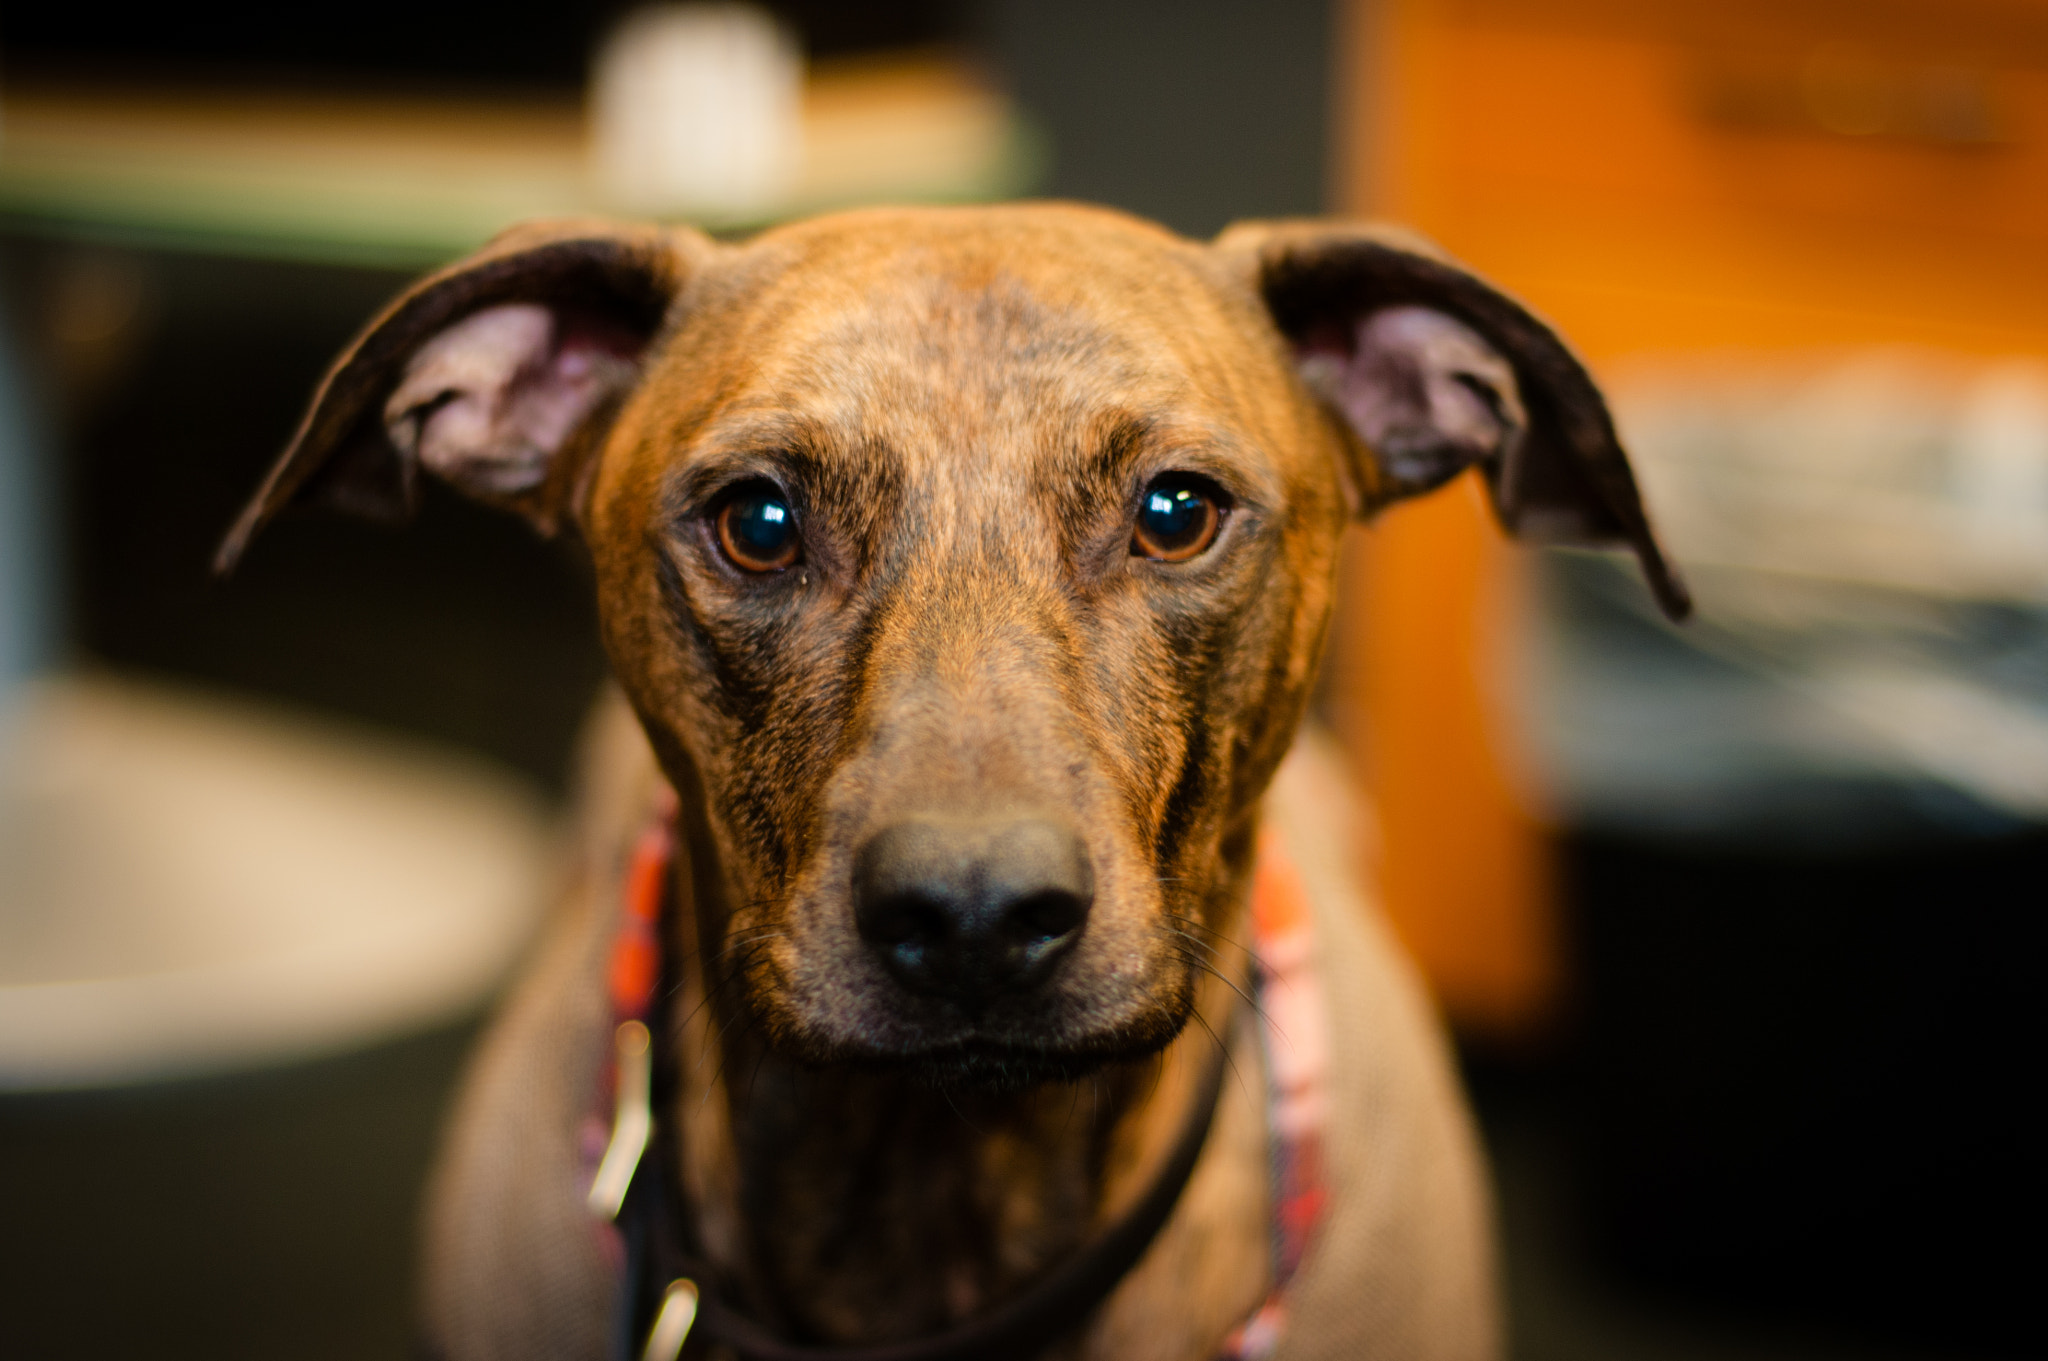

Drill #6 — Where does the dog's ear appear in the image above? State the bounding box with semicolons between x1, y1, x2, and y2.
215;218;711;572
1216;219;1689;620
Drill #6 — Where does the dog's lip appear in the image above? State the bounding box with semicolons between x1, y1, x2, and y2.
803;1000;1194;1077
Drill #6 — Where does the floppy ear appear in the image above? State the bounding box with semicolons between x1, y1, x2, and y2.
215;217;710;572
1216;219;1690;621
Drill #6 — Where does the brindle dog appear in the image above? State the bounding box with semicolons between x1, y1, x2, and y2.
221;204;1684;1361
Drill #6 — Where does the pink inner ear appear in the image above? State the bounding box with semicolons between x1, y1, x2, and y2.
384;303;638;500
1296;305;1527;495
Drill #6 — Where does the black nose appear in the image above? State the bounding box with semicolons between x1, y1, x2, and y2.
853;819;1093;1011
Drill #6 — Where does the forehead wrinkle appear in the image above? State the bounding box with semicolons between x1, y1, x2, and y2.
718;205;1272;406
753;289;1101;501
693;243;1274;583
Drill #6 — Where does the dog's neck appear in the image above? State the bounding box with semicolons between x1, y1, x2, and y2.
662;854;1247;1348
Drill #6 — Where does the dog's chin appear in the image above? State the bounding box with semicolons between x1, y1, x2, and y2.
888;1043;1127;1092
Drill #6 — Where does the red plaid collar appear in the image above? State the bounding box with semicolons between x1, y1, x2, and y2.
1214;832;1333;1359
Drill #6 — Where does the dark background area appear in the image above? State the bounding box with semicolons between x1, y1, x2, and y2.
1560;829;2040;1357
1;3;966;85
2;3;2037;1359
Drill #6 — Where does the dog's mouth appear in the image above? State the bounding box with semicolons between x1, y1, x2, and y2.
826;1005;1198;1089
738;939;1200;1090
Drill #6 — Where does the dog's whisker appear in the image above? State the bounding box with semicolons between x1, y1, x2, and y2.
683;941;775;1083
693;983;766;1111
1164;913;1259;965
700;991;768;1099
1184;1002;1249;1103
715;926;788;952
676;940;770;1038
1162;909;1245;942
939;1085;993;1137
1164;928;1225;963
1059;1076;1084;1139
1164;936;1274;1031
742;1042;772;1107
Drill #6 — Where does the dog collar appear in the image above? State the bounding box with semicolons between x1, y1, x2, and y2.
1213;834;1333;1360
590;803;1327;1361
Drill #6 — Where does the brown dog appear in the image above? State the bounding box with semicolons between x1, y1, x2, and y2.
222;204;1683;1361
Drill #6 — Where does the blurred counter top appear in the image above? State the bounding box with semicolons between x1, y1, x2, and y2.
0;675;555;1090
0;55;1045;268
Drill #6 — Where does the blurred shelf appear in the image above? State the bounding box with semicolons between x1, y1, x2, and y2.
0;54;1047;269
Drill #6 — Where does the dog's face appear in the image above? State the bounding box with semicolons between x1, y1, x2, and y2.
589;211;1345;1079
223;205;1684;1085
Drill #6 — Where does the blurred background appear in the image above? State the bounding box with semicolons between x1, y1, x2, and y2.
0;2;2039;1358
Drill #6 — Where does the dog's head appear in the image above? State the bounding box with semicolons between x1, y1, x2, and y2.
224;205;1682;1085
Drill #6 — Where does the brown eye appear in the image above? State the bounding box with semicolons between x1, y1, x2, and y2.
715;483;800;572
1131;477;1222;561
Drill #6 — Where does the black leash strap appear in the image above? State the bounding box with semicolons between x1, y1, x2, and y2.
620;1010;1241;1361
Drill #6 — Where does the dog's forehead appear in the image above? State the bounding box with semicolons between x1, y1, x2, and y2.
675;207;1286;466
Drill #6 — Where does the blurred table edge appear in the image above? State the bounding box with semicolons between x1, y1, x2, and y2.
0;53;1050;270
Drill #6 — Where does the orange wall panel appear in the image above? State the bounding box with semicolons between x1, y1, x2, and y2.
1384;2;2048;359
1334;479;1555;1034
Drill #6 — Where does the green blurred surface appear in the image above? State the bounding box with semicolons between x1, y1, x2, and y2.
0;89;1047;270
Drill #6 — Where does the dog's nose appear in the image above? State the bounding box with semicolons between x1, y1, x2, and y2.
853;819;1093;1011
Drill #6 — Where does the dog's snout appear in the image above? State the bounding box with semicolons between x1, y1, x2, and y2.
853;819;1092;1011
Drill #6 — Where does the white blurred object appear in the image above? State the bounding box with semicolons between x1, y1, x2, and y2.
1611;351;2048;603
1821;665;2048;817
0;676;555;1090
1952;363;2048;549
1528;351;2048;836
590;3;803;217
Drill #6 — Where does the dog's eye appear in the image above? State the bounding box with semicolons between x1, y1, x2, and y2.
1131;476;1223;562
715;483;800;572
